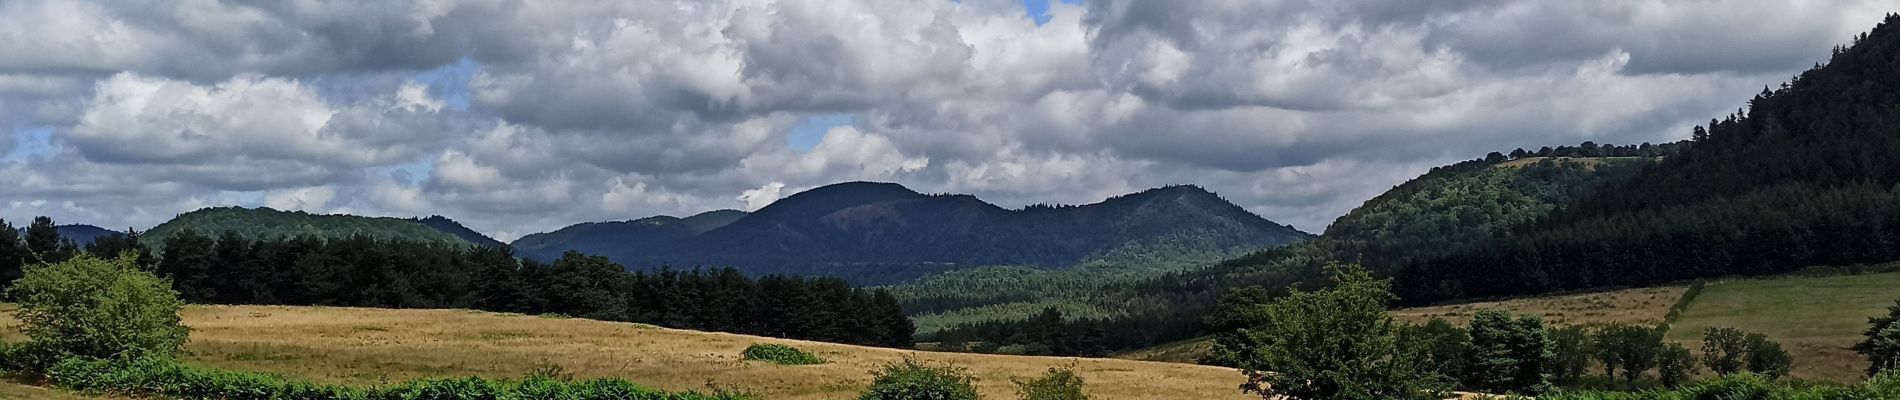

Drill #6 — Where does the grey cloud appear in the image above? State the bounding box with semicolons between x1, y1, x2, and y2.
0;0;1883;237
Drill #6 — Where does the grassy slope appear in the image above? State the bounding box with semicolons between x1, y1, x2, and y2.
1116;271;1900;383
1665;272;1900;382
1115;285;1691;363
0;305;1250;400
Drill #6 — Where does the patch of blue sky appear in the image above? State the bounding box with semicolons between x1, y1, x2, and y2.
1021;0;1084;26
787;114;855;151
3;126;55;162
410;57;479;111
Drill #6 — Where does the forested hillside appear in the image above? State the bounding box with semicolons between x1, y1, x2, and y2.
142;207;474;250
921;150;1660;353
1397;14;1900;304
410;215;505;248
510;210;746;263
518;182;1311;285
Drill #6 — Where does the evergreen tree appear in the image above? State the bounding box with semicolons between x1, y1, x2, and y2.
156;228;218;302
1857;298;1900;375
1464;310;1551;394
0;218;23;289
23;216;67;263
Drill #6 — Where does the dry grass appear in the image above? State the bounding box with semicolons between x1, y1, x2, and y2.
1392;286;1689;327
0;381;102;400
0;305;1252;400
1664;272;1900;383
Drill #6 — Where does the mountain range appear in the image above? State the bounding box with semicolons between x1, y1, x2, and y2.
513;182;1312;284
63;182;1305;285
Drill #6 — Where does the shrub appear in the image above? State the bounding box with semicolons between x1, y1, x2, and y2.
7;253;187;360
859;357;979;400
1014;366;1087;400
1656;343;1698;388
742;343;826;365
1743;334;1792;380
33;354;749;400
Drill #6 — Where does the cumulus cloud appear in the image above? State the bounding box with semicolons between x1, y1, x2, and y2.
739;182;786;211
0;0;1888;241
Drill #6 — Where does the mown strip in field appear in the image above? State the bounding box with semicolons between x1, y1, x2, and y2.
1665;272;1900;382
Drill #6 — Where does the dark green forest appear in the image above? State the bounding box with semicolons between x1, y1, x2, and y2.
940;14;1900;356
922;150;1661;354
143;207;473;250
1395;14;1900;304
0;220;913;348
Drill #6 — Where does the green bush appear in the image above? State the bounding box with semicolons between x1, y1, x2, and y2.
859;357;979;400
1014;366;1087;400
742;343;826;365
30;355;749;400
7;253;188;360
1541;372;1900;400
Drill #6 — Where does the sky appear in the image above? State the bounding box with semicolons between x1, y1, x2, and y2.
0;0;1890;241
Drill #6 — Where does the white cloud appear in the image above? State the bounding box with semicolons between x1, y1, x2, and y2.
264;186;337;212
738;182;785;211
0;0;1887;240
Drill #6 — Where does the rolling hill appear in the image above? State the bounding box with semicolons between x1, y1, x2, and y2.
141;207;473;250
410;215;506;248
913;151;1667;352
511;210;746;263
514;182;1312;284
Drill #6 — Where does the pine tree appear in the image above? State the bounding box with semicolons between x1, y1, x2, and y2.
23;216;66;263
1857;298;1900;375
0;218;23;289
1465;310;1551;394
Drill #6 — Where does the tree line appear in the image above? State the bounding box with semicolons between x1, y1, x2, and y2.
0;218;914;348
1205;264;1819;399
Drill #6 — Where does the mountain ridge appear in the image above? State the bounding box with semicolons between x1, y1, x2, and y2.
513;182;1311;284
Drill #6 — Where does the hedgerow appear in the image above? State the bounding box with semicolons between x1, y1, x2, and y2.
25;355;751;400
1540;371;1900;400
741;343;826;365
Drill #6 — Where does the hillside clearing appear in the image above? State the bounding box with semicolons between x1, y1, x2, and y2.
1665;272;1900;382
0;305;1251;400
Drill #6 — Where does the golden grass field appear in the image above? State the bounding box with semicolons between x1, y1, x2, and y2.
1664;272;1900;383
0;305;1253;400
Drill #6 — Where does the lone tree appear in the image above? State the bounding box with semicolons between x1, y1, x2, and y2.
7;253;188;360
1857;298;1900;375
1235;264;1446;400
1703;327;1751;375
